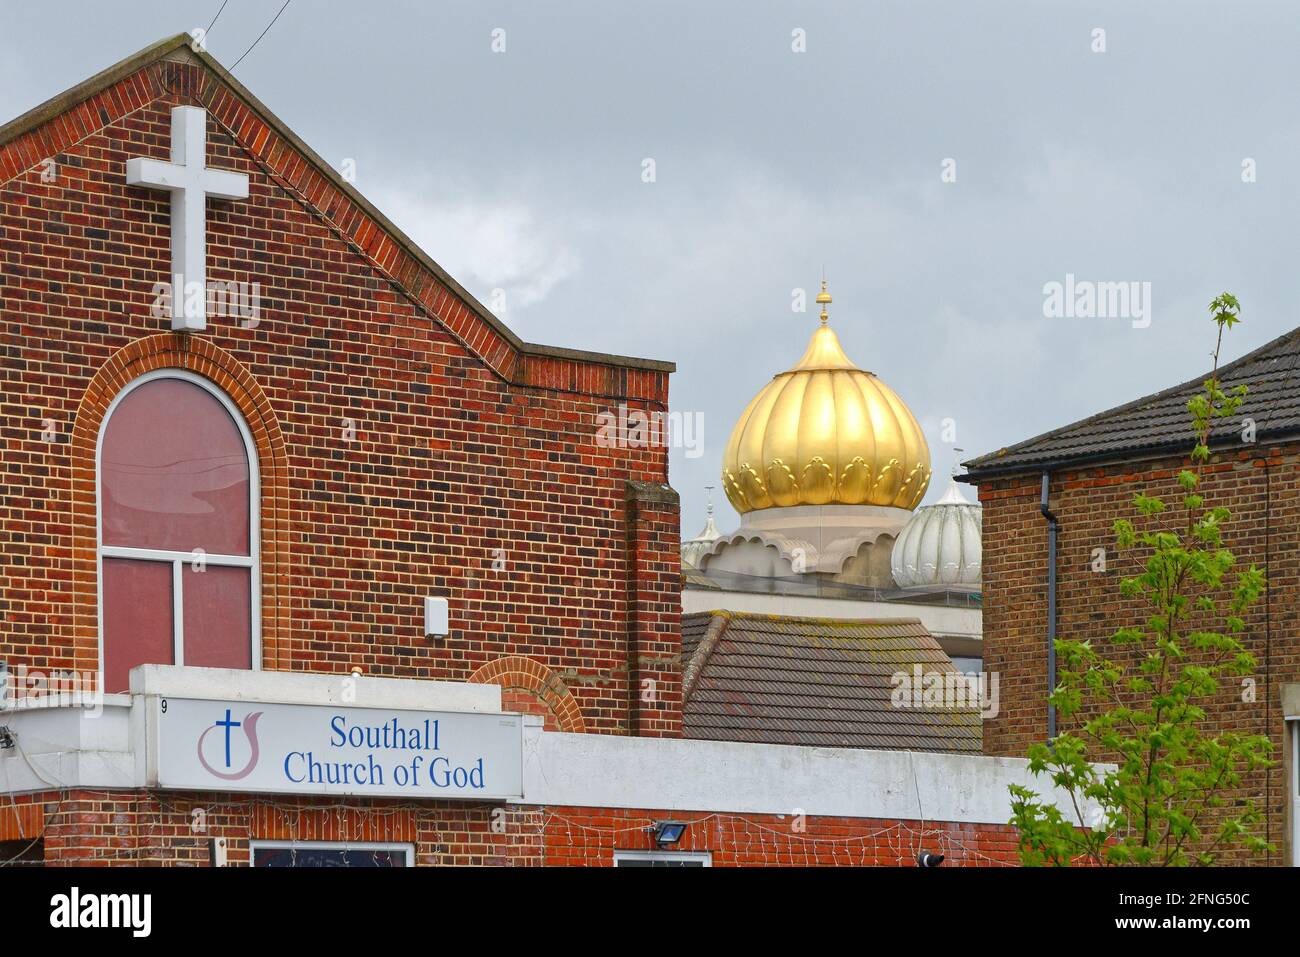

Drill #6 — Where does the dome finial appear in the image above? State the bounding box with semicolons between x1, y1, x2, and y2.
682;484;722;566
722;277;932;514
815;275;832;325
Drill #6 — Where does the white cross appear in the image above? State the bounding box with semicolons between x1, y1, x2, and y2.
126;106;249;331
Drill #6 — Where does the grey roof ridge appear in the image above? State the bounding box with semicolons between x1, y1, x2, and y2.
682;609;927;627
962;323;1300;479
681;612;732;703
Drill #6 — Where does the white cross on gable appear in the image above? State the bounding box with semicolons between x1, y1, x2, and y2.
126;105;249;331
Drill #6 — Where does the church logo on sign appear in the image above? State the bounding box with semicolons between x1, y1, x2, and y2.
196;707;263;780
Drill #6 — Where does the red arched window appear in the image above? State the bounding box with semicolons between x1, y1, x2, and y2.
98;371;259;692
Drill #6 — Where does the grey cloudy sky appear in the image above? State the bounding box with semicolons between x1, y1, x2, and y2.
5;1;1299;537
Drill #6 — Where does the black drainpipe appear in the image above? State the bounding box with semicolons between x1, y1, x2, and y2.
1040;472;1058;742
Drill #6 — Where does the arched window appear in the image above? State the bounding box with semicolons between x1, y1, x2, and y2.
98;370;259;691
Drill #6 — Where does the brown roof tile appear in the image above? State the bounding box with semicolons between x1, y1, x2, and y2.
681;611;982;753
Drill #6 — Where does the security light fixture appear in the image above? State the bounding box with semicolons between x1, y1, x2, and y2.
651;820;687;847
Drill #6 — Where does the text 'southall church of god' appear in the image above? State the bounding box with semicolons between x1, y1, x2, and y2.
0;34;1090;867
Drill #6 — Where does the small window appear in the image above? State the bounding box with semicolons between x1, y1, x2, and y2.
614;850;712;867
98;371;259;691
250;841;415;867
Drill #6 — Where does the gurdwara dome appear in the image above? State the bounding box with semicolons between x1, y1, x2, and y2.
890;478;982;590
681;496;722;568
721;282;931;514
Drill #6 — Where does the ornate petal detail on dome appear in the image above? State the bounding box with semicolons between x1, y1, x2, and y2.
899;462;932;510
800;455;835;505
873;457;903;502
721;315;931;514
722;467;751;513
735;462;767;511
765;457;800;507
838;455;872;502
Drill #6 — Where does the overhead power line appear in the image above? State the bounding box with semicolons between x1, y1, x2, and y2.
205;0;231;36
230;0;294;71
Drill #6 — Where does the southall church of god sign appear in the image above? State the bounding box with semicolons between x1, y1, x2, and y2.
0;35;1090;867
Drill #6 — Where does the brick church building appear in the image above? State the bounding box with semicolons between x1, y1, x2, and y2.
0;34;1080;867
964;325;1300;865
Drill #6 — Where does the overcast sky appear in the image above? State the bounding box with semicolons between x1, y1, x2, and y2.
5;1;1299;537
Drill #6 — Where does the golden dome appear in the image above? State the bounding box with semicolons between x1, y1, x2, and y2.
722;283;931;514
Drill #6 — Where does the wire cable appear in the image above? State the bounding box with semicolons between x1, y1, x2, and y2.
205;0;231;35
230;0;293;71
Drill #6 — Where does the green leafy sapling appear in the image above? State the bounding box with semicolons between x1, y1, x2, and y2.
1008;293;1275;866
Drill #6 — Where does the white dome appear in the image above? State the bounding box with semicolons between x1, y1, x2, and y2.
682;515;721;567
682;492;722;569
890;479;982;590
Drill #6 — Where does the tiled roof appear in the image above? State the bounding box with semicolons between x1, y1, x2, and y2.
680;611;981;753
963;327;1300;479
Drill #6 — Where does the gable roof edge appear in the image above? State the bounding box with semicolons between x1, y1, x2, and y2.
0;33;674;376
962;325;1300;480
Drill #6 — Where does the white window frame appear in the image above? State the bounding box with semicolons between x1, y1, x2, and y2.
250;840;416;867
613;850;712;867
96;368;262;679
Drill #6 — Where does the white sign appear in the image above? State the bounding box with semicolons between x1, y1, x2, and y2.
125;105;250;332
151;697;524;800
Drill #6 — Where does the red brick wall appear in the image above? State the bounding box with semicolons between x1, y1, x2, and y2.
15;789;540;866
625;482;683;736
977;446;1300;864
9;789;1018;866
0;53;680;735
542;806;1021;867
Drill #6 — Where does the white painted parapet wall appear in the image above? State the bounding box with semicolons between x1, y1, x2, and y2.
0;665;1098;827
127;664;501;712
681;588;983;641
521;726;1090;825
